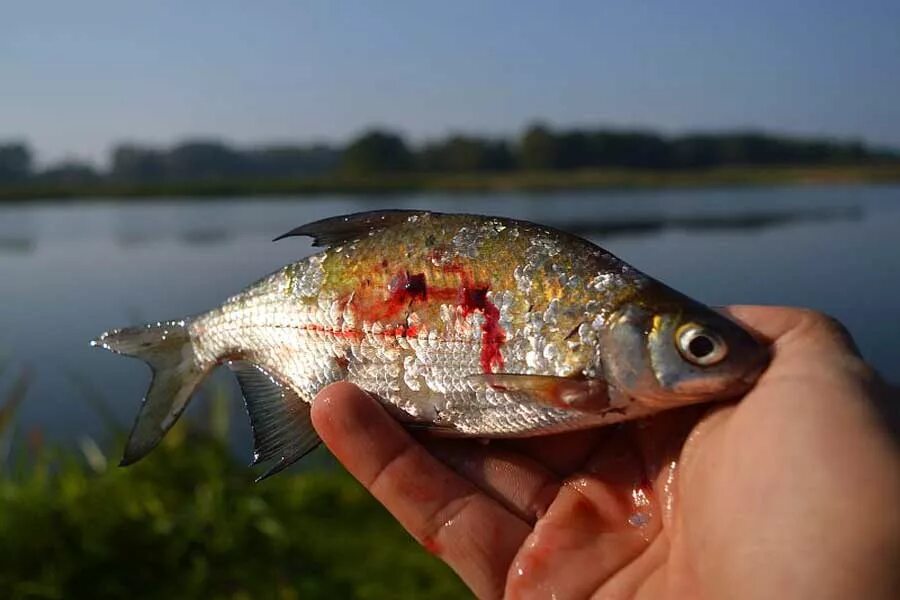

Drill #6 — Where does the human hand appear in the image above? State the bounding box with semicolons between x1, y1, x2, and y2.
310;306;900;599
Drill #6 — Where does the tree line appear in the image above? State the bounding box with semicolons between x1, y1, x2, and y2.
1;124;897;184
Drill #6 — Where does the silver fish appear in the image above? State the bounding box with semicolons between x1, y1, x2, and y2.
92;210;768;478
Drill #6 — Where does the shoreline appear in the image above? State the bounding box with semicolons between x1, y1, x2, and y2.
2;164;899;202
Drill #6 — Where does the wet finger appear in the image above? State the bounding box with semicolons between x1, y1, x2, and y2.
506;426;660;598
423;437;562;524
311;382;531;599
719;304;806;341
503;428;605;475
723;304;860;354
724;304;874;389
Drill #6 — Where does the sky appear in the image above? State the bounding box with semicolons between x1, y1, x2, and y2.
3;0;900;167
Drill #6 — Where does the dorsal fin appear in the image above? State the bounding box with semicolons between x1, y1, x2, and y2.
273;210;433;247
227;360;321;481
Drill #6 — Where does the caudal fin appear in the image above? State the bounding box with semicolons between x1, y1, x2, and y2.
91;320;210;466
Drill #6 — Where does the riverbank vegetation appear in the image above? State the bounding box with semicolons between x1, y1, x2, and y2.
0;372;467;599
2;164;900;202
2;124;898;201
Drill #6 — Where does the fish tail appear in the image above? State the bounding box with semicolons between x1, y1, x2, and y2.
91;319;210;466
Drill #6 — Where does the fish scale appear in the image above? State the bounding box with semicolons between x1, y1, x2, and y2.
193;262;556;433
93;210;768;478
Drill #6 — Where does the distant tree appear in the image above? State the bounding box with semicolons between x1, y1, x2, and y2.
605;131;671;168
518;123;560;169
8;125;895;191
245;145;341;177
485;141;516;170
164;140;249;180
556;132;592;169
831;140;868;163
0;142;33;182
734;133;789;164
521;126;673;170
420;136;480;172
672;135;724;168
38;161;101;185
110;144;166;182
418;135;514;172
417;142;450;171
342;130;413;174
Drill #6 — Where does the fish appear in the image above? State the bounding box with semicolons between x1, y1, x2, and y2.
92;210;769;479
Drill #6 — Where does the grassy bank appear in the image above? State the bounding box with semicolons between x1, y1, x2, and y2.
0;435;467;599
3;164;900;201
0;374;468;599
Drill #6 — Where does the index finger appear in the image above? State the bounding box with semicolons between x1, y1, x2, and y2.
721;304;814;341
311;382;532;599
723;304;860;354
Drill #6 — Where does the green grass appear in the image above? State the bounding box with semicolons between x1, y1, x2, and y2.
0;375;469;600
2;163;900;202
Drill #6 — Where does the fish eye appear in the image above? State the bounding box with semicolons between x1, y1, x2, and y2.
676;323;728;366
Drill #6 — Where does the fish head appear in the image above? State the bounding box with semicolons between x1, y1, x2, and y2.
600;294;768;407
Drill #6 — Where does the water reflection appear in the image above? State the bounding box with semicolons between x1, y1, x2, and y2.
115;230;233;247
558;206;862;238
0;237;35;254
178;229;231;246
115;232;155;247
0;207;37;254
99;200;867;249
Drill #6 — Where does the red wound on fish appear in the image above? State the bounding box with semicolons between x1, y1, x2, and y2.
387;270;427;303
404;272;427;300
377;270;429;321
347;263;506;372
462;286;488;310
461;285;505;373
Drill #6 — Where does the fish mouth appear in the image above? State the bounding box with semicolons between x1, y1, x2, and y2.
741;365;765;386
727;340;771;393
736;355;769;391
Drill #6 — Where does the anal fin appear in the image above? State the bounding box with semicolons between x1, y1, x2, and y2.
227;361;320;481
474;373;610;413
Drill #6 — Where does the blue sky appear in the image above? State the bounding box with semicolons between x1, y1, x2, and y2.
3;1;899;166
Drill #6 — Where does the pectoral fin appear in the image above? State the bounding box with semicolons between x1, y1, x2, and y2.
474;373;610;413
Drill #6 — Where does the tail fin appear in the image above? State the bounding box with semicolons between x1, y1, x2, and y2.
92;320;210;466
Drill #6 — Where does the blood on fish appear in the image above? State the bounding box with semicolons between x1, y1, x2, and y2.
404;272;427;301
420;260;506;373
462;286;488;309
302;325;361;341
347;262;506;373
357;270;431;323
431;262;506;373
461;285;505;373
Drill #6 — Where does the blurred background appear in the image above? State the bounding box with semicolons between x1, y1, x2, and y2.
1;2;899;598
